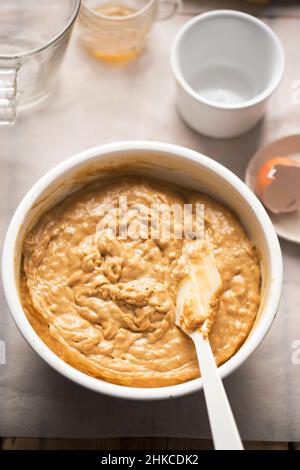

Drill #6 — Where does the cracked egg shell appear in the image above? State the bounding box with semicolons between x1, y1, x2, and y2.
256;157;300;214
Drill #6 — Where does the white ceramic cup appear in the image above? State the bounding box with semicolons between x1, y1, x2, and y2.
2;141;282;400
171;10;285;139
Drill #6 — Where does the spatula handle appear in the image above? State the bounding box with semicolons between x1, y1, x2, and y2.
191;331;244;450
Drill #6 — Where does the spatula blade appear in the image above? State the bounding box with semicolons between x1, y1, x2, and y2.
176;251;222;336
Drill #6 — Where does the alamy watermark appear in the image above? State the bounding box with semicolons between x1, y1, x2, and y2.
0;340;6;365
95;196;205;240
291;80;300;104
291;339;300;365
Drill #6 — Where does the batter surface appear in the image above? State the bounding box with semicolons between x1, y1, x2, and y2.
21;177;261;387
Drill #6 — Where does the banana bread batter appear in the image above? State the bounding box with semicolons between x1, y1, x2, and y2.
21;177;261;387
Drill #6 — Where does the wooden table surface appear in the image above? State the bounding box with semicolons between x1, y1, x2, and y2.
1;437;300;450
1;0;300;451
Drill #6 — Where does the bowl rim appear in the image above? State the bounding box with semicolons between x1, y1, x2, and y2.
170;9;285;111
80;0;157;22
2;141;283;400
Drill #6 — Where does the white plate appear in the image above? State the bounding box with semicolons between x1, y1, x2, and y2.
245;134;300;244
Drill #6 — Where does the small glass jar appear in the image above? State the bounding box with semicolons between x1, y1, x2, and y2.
78;0;180;63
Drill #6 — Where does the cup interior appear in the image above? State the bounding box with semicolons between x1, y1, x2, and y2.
84;0;153;17
174;11;284;107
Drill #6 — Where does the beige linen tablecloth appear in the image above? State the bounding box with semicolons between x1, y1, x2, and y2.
0;1;300;440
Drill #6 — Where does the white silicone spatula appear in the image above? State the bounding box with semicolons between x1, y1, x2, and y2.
176;251;244;450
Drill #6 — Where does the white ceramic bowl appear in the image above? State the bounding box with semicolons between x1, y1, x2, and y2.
171;10;285;138
2;141;282;400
